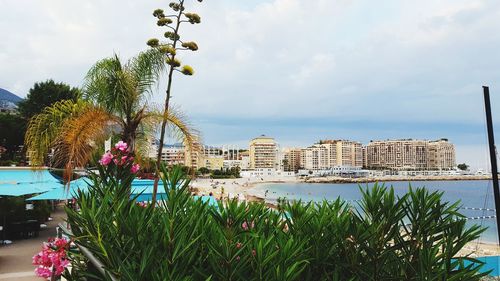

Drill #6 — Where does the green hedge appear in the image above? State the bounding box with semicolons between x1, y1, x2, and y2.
65;166;489;281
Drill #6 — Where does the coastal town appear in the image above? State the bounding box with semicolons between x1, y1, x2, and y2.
2;0;500;280
145;135;483;180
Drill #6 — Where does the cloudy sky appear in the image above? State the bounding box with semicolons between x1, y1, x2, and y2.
2;0;500;169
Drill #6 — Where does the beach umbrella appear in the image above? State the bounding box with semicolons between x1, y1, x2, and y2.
0;181;61;196
26;178;169;201
26;177;90;200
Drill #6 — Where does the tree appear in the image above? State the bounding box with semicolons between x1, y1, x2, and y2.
17;80;80;120
25;51;197;178
147;0;203;204
198;167;210;175
0;113;26;161
457;163;469;171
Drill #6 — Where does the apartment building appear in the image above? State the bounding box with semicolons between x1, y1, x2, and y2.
283;148;302;172
365;139;455;170
300;140;363;170
428;139;456;170
249;135;277;169
157;144;186;166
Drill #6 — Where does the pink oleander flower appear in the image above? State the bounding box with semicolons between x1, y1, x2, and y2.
32;251;51;267
33;237;70;279
35;266;52;278
115;141;128;152
131;163;140;173
99;152;114;166
54;238;69;249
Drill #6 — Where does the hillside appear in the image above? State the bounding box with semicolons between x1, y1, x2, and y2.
0;88;22;104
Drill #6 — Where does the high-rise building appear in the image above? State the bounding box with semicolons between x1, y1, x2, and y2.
365;139;455;170
249;135;277;169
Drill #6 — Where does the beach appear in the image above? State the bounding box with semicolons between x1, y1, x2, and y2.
189;177;299;201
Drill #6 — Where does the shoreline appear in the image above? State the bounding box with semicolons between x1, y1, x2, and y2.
189;175;491;202
304;175;491;184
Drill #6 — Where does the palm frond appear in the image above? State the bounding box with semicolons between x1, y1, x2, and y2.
128;49;165;99
144;107;201;166
83;55;136;118
52;107;119;179
24;100;91;166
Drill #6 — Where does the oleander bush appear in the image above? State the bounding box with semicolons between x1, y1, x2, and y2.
65;164;490;281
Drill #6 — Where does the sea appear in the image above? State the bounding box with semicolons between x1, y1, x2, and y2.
247;180;499;243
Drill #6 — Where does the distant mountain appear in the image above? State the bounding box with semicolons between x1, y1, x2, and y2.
0;88;23;104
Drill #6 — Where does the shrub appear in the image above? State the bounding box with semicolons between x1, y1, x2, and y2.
65;162;489;280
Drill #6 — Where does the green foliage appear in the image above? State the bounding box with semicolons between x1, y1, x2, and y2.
66;166;489;280
210;167;240;179
458;163;469;171
0;197;51;224
0;113;26;161
17;79;80;120
198;167;210;175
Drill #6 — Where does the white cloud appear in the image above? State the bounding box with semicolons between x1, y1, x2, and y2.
2;0;500;166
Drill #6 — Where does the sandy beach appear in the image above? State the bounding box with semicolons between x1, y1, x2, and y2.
189;177;299;201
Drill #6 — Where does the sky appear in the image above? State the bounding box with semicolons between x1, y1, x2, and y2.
1;0;500;169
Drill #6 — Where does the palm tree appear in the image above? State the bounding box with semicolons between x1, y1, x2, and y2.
25;50;197;177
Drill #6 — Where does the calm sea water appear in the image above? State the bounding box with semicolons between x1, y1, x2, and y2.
248;180;499;243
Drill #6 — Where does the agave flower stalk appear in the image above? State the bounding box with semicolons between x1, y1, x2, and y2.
147;0;203;205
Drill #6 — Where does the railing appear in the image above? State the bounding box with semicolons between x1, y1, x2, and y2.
57;223;118;281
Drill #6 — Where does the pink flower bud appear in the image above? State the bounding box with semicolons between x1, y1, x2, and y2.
115;141;128;152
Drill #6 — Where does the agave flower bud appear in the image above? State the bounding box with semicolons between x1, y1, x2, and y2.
169;2;184;12
181;65;194;75
146;38;159;47
157;18;173;26
153;9;165;18
164;31;180;41
184;13;201;24
159;45;176;55
166;57;181;67
181;41;198;51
